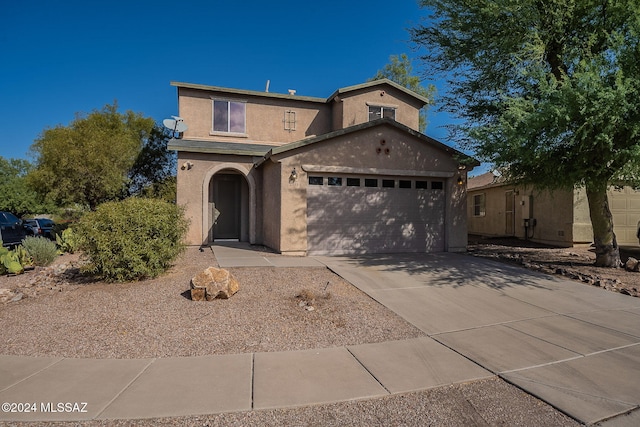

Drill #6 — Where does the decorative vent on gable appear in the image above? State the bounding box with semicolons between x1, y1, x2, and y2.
284;110;296;132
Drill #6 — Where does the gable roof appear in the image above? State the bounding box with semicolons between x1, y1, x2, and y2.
256;117;479;168
170;78;429;106
327;79;431;106
467;171;504;190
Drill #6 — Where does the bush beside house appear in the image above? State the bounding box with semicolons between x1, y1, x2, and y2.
75;198;189;282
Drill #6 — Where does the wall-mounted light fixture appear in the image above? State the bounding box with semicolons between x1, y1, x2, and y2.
181;161;194;170
457;164;466;185
289;167;298;182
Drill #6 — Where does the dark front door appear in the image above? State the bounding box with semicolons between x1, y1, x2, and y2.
212;174;241;240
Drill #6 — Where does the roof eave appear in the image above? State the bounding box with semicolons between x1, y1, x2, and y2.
265;118;478;167
170;81;326;103
327;78;430;106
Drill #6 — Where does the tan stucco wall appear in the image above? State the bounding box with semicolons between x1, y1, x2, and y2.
267;124;464;254
177;87;331;145
333;86;422;131
446;174;469;252
468;184;640;247
261;161;282;251
468;186;575;246
529;189;578;245
572;188;593;244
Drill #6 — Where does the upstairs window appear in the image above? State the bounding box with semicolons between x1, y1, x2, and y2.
213;100;246;133
368;105;396;121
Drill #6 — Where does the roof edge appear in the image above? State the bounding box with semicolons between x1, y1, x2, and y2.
327;78;430;106
171;78;430;106
263;118;479;166
170;81;326;103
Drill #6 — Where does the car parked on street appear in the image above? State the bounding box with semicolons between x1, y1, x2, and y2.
23;218;55;239
0;211;26;247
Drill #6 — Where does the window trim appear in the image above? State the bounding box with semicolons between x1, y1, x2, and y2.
283;110;296;132
364;178;378;188
328;177;342;186
431;181;444;190
308;176;323;186
473;193;486;217
367;104;397;121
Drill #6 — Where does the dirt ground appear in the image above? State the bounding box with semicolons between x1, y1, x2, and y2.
468;234;640;298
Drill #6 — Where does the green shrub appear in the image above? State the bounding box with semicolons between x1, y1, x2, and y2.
56;227;78;254
75;198;189;282
0;245;24;275
22;236;58;267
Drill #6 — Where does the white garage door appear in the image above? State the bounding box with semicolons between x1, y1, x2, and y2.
609;186;640;245
306;176;445;255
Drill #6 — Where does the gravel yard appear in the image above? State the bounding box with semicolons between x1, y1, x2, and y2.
0;247;424;358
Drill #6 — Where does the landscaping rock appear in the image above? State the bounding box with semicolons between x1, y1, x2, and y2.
625;257;640;272
190;267;239;301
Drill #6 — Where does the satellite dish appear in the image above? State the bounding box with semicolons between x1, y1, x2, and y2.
163;116;188;138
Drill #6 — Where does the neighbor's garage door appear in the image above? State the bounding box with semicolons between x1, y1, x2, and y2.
306;176;445;255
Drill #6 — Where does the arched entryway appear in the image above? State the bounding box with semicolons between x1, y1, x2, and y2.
205;168;252;244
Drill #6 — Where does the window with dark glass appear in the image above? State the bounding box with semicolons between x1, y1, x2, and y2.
473;194;486;217
309;176;323;185
364;178;378;187
382;179;395;188
368;105;396;121
431;181;444;190
213;100;246;133
328;177;342;186
347;178;360;187
399;180;412;188
416;180;429;189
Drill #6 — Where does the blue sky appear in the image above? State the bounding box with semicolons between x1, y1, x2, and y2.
1;0;472;169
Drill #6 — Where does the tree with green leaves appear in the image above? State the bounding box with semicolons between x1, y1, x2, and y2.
127;125;177;200
28;103;155;210
0;156;54;217
411;0;640;267
369;53;436;132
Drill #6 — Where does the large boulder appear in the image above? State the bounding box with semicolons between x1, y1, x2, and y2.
190;267;239;301
625;257;640;272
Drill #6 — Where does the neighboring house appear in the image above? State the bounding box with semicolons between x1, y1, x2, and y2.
467;171;640;247
168;78;478;255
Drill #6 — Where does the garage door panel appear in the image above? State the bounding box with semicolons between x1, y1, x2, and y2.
307;185;445;255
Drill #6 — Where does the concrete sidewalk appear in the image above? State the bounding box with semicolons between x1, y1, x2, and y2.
0;337;492;422
317;253;640;426
212;241;325;268
2;245;639;424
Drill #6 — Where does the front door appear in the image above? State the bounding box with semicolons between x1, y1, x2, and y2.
212;174;241;240
505;190;515;235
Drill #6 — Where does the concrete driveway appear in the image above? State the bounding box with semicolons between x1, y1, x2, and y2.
316;253;640;426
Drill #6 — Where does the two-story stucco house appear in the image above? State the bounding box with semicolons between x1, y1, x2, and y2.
168;78;478;255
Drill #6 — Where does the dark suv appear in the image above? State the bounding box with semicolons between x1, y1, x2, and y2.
0;211;26;247
23;218;55;239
